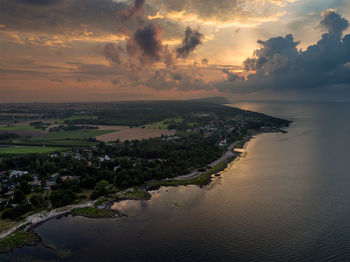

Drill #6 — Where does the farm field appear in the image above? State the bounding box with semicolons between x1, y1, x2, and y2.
64;115;98;121
96;128;175;142
0;126;41;132
0;146;66;155
143;118;183;129
30;130;113;141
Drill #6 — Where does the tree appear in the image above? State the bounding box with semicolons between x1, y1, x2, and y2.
50;189;76;208
29;195;44;207
13;190;26;204
90;180;111;200
19;181;31;194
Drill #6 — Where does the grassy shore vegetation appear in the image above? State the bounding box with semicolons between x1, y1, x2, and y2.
72;207;115;218
114;188;151;200
0;220;17;233
0;231;39;253
147;156;235;188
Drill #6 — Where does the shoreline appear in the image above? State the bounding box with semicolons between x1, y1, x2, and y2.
0;129;284;252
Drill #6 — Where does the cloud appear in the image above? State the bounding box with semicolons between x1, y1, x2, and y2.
148;0;296;27
216;9;350;94
103;43;124;65
242;34;299;72
0;0;134;38
133;24;163;60
119;0;146;20
320;9;349;37
176;27;204;58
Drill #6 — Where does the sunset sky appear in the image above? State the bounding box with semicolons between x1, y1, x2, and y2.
1;0;350;102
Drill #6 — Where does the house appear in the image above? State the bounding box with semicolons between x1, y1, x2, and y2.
219;139;227;147
61;176;79;181
32;174;40;181
98;155;111;162
9;170;28;179
29;180;42;186
51;173;60;180
44;180;56;190
4;191;14;197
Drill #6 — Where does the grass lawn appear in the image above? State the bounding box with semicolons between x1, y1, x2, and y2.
0;146;66;155
0;219;18;233
0;126;41;131
31;130;112;141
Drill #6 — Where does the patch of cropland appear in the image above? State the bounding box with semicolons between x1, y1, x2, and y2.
31;130;112;141
0;146;66;155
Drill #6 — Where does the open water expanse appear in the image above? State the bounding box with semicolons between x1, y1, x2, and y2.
2;101;350;261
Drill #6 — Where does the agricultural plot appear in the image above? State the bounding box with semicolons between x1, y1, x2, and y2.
31;130;113;141
0;146;66;155
143;118;183;129
0;126;41;132
96;128;175;142
64;115;98;121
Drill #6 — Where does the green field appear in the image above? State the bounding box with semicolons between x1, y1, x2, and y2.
0;146;66;155
143;118;183;129
64;115;98;121
31;130;112;141
0;126;41;131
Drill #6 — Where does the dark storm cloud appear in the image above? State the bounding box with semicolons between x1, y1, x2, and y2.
12;0;61;5
119;0;146;20
219;10;350;93
320;9;349;37
133;24;163;60
0;0;137;36
176;27;204;58
243;34;299;72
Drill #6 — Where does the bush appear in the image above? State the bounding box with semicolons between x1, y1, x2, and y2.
1;204;31;220
50;190;76;208
90;180;112;200
29;195;44;207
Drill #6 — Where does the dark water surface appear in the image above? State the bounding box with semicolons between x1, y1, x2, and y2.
2;101;350;261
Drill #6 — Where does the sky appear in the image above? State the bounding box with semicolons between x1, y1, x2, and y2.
1;0;350;102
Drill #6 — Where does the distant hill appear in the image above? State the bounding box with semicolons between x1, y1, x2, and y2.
187;97;230;104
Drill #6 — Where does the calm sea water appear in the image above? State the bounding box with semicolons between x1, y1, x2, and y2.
2;101;350;261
